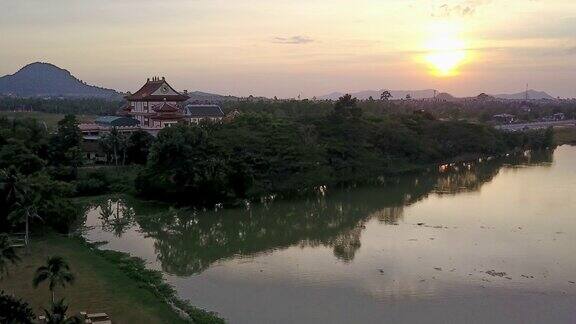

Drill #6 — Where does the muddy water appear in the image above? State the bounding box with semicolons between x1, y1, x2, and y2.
83;146;576;323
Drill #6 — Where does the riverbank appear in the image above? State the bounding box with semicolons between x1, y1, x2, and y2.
0;234;223;324
554;127;576;145
78;146;576;324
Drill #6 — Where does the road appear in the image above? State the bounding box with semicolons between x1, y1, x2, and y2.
495;119;576;131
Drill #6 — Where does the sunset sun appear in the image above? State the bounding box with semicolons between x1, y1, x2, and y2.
422;23;469;77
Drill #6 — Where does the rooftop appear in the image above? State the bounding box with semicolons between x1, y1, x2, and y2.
185;104;225;118
125;77;189;102
95;116;140;127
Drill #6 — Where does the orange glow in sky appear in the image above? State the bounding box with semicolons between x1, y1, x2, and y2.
0;0;575;98
421;22;470;77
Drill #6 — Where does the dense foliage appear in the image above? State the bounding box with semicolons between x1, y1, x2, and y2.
220;96;576;123
0;291;35;324
0;116;81;234
0;97;122;115
137;97;554;205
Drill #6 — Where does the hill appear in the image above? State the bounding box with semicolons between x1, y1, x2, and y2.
186;90;241;103
0;62;121;99
493;90;555;100
318;89;437;100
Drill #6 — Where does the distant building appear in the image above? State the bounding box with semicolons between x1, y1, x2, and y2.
79;117;141;162
120;77;190;129
95;116;139;127
223;109;242;123
79;77;228;162
493;113;516;124
542;112;565;122
184;104;225;123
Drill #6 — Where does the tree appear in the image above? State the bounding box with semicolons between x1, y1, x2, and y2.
126;130;155;164
334;94;361;118
380;90;392;101
8;185;41;248
0;234;20;278
0;168;19;230
48;115;83;180
99;128;127;166
42;299;81;324
0;141;45;175
0;291;35;324
1;168;42;247
33;256;75;304
23;173;77;234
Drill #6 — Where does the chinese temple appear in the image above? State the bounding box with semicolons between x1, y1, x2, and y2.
120;77;189;128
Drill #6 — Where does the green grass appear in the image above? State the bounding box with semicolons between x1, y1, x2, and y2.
0;111;95;131
0;234;223;323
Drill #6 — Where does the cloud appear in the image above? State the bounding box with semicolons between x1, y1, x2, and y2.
568;47;576;55
432;0;490;17
272;35;314;45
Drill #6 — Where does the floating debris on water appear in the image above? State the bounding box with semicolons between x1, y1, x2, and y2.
521;275;535;279
486;270;507;277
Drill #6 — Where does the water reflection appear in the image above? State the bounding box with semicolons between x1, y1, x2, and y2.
84;150;553;276
85;197;136;237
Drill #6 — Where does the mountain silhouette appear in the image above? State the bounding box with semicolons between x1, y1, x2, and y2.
0;62;120;99
493;90;555;100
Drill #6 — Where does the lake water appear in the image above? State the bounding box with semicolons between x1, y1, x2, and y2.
83;146;576;323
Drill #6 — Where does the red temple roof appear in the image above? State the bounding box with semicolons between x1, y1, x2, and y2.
125;78;189;102
118;103;132;116
152;102;180;113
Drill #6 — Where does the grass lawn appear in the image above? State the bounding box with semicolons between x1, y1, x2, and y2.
0;234;188;324
0;111;95;131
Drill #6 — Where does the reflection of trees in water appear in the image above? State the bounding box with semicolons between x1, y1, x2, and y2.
435;168;489;194
374;206;405;224
91;150;553;275
329;226;363;262
435;150;553;195
89;197;136;237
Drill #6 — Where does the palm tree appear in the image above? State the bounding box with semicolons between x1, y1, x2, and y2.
42;299;81;324
0;234;20;278
1;168;42;248
33;256;75;304
8;187;41;248
100;127;127;166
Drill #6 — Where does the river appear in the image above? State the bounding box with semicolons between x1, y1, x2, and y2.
82;145;576;323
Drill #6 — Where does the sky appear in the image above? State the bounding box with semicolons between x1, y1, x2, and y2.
0;0;575;98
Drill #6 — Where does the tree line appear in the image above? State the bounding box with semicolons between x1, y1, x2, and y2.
0;97;122;116
136;95;555;206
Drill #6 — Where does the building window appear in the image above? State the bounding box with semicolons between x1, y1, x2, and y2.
144;118;149;126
